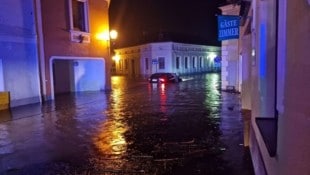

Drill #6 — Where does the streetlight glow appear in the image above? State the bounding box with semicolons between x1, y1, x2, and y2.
112;55;120;62
110;30;118;40
96;30;117;41
208;53;217;61
96;32;109;41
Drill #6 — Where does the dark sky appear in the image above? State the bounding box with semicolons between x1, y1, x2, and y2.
109;0;228;48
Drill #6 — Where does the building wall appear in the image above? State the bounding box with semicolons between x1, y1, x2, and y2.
0;0;41;107
237;0;310;175
114;42;221;78
39;0;111;100
277;0;310;175
241;34;252;110
219;5;241;92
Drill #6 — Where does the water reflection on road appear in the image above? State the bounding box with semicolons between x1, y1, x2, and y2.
0;73;253;175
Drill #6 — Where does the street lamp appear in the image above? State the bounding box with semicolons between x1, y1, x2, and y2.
96;30;118;73
96;29;118;57
109;30;118;41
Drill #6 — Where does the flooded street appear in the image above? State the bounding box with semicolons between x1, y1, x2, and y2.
0;73;254;175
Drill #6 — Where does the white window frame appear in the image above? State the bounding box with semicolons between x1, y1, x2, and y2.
68;0;90;43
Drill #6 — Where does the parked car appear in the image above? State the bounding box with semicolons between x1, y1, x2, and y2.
148;73;182;83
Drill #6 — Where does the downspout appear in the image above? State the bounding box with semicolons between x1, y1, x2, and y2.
34;0;47;102
275;0;279;118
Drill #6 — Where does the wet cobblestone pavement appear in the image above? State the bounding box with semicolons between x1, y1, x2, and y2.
0;73;254;175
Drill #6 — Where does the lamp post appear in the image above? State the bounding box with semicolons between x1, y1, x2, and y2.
97;30;118;74
96;29;118;54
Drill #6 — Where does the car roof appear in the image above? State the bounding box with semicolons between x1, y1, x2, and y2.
151;73;174;75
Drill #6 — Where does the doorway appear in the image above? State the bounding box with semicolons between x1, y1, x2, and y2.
50;57;106;99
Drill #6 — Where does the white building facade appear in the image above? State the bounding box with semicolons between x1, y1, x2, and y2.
221;1;310;175
0;0;41;107
113;42;221;78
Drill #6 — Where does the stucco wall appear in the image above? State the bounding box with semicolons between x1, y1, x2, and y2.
114;42;221;78
248;1;310;175
0;0;41;107
40;0;111;99
219;5;241;92
277;1;310;175
241;34;252;110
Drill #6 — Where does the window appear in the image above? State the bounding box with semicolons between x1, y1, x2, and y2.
176;57;180;69
199;57;203;68
119;60;123;70
158;57;165;69
125;59;128;70
72;0;87;31
69;0;90;43
192;57;196;68
145;58;149;70
185;57;188;69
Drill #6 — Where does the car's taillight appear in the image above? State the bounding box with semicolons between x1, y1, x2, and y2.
159;78;165;82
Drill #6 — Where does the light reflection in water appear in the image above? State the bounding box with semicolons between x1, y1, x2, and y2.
93;120;127;156
160;83;167;113
209;73;220;97
147;83;167;113
93;76;128;157
205;74;221;115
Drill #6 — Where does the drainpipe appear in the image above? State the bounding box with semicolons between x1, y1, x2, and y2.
275;0;279;118
34;0;47;102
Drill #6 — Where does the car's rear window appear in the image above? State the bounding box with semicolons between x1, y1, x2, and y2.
151;73;169;77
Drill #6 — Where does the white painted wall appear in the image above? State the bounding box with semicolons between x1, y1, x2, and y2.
0;0;41;107
241;35;252;110
114;42;221;78
277;0;310;175
246;0;310;175
219;5;241;92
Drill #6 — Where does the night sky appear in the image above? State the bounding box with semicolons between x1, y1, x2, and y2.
109;0;228;48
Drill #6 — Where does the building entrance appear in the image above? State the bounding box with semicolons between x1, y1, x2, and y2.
50;57;106;98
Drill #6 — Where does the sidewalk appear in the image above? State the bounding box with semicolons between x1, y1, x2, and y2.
219;91;254;175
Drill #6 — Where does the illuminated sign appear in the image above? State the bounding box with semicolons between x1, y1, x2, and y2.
218;15;240;41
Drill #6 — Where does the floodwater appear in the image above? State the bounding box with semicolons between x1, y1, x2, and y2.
0;73;254;175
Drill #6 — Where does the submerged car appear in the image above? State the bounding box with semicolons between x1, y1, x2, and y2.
149;73;182;83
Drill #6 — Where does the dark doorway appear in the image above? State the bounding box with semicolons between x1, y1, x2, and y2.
53;59;72;94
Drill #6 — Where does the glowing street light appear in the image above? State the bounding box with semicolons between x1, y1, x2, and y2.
112;55;120;62
96;30;118;43
109;30;118;40
97;30;118;74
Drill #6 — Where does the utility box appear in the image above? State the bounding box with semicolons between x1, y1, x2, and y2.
0;91;10;110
